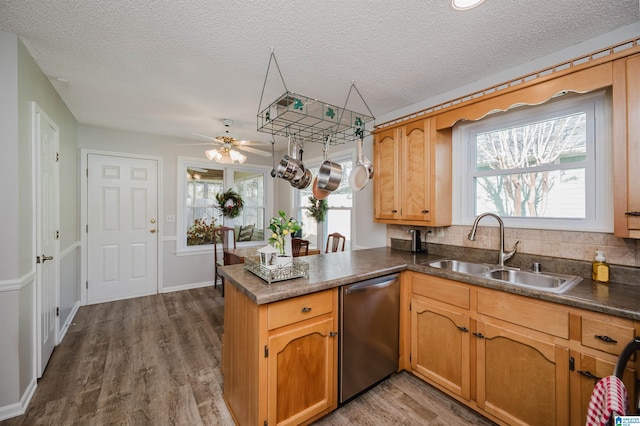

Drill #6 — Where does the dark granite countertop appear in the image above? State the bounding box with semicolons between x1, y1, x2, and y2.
219;247;640;321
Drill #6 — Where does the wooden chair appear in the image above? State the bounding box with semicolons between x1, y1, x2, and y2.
291;238;310;257
236;224;255;242
213;226;236;296
325;232;346;253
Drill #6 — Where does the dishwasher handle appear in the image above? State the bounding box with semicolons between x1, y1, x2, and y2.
344;277;397;295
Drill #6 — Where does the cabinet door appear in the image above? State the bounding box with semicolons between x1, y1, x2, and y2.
402;120;431;222
411;298;471;400
374;127;400;221
613;54;640;237
267;317;336;426
476;322;570;425
570;352;637;426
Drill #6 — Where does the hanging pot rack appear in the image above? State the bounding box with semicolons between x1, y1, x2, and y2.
256;50;375;145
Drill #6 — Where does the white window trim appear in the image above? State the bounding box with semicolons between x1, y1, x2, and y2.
176;156;273;255
452;90;612;232
292;146;357;249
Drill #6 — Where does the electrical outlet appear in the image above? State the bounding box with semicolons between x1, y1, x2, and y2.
435;227;444;238
166;214;175;223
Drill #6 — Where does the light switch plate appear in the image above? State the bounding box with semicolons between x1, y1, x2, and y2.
166;214;175;223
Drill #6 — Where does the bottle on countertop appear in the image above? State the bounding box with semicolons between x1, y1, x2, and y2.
592;250;610;283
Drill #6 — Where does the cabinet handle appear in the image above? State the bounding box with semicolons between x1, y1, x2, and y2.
594;335;617;344
391;210;398;213
329;331;338;337
301;307;311;313
472;332;485;339
456;326;469;332
421;210;429;214
625;211;640;216
577;370;602;381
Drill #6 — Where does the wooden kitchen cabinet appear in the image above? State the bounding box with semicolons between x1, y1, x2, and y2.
569;311;638;425
410;273;471;400
475;321;570;425
222;284;338;426
613;54;640;238
373;117;451;226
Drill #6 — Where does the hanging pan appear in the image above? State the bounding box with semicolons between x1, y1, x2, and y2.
349;137;374;191
316;135;343;192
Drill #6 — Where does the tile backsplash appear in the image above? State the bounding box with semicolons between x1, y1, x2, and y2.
387;225;640;267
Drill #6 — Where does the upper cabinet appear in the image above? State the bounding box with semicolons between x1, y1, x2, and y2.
613;54;640;238
373;117;451;226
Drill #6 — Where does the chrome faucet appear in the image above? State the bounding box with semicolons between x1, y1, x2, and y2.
468;213;520;268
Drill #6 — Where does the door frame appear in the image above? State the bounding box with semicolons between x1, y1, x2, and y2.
80;149;163;305
32;102;60;377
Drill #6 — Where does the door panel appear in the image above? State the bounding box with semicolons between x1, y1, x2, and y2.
87;154;158;303
34;103;59;377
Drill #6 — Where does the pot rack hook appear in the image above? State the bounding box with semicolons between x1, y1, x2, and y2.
337;81;375;139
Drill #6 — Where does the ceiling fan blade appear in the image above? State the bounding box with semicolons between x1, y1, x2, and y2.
238;145;272;157
235;139;269;146
181;142;221;146
192;133;220;142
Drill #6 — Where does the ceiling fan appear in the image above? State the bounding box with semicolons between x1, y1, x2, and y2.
192;119;271;164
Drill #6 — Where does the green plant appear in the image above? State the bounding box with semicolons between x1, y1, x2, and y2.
186;218;216;245
268;210;301;255
306;196;328;223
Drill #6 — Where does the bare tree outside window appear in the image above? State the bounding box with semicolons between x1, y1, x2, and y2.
474;112;587;218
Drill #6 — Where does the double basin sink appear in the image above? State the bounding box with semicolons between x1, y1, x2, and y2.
425;259;582;293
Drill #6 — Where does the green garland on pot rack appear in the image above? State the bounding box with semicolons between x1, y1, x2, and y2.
215;188;244;218
305;196;328;223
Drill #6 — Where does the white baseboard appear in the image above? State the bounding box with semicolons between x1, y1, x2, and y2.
161;280;215;293
0;377;36;421
57;300;81;343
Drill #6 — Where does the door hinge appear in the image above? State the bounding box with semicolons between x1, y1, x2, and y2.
569;356;575;371
56;307;59;317
86;168;88;177
36;255;41;264
86;224;88;233
56;152;59;162
409;301;411;311
56;230;60;239
264;345;268;358
409;353;412;363
86;280;88;289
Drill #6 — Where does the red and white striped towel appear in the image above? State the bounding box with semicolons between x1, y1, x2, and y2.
586;375;628;426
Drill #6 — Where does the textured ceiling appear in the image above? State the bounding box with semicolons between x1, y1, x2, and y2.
1;0;639;152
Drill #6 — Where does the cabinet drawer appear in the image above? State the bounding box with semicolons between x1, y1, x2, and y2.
268;290;333;330
477;290;569;339
581;316;635;356
411;273;470;309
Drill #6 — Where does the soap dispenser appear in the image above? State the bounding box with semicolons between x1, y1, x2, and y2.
592;250;610;283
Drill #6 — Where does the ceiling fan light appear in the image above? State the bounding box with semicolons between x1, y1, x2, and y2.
205;148;220;161
452;0;484;10
230;149;247;164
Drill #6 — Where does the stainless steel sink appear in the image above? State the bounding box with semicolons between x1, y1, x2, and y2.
425;259;492;275
424;259;582;293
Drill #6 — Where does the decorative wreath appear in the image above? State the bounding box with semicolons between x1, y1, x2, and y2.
215;188;244;218
305;196;328;223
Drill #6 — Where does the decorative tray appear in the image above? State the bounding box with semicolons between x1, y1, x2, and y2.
244;256;310;284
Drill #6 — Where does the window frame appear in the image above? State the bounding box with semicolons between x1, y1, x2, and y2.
292;147;355;250
452;90;612;232
176;156;273;255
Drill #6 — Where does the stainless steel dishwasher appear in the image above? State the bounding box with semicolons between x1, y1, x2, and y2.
339;273;400;403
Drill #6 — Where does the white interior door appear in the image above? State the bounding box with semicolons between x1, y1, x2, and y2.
87;154;158;304
34;103;59;377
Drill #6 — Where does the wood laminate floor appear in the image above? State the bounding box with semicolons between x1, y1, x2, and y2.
2;286;495;426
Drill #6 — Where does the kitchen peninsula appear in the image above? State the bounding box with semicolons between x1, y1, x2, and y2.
219;247;640;425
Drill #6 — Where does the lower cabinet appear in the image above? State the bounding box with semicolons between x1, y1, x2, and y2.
407;271;638;426
222;284;338;426
475;321;570;425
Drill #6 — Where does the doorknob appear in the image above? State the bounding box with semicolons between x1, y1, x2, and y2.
150;229;157;233
150;219;156;224
41;255;53;262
